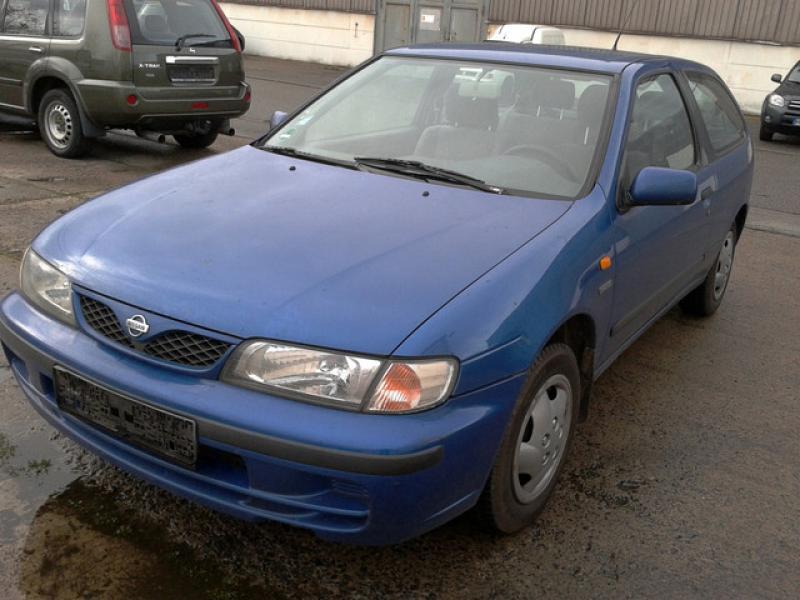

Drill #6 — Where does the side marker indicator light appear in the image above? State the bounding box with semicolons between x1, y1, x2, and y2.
599;256;613;271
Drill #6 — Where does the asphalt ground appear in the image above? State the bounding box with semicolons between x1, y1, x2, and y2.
0;55;798;599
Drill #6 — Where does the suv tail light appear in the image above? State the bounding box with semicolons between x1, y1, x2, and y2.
107;0;132;52
210;0;242;53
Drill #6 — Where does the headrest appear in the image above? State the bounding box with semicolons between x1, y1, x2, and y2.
539;80;575;110
445;88;499;130
578;84;610;124
145;14;169;34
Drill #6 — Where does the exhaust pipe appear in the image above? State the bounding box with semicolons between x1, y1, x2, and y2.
217;119;235;136
135;129;167;144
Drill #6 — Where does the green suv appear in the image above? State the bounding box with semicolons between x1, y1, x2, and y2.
0;0;251;157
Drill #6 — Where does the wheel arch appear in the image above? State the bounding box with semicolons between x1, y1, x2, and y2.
26;69;105;138
734;203;748;240
541;312;597;422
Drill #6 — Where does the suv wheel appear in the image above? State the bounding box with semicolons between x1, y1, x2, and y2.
478;343;580;534
38;89;90;158
759;124;774;142
173;130;219;149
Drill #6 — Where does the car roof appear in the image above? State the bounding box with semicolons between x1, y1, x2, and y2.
385;43;707;75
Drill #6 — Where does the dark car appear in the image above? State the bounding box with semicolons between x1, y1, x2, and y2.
0;45;752;545
0;0;250;157
760;62;800;141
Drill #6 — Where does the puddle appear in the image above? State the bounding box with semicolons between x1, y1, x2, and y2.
18;480;274;600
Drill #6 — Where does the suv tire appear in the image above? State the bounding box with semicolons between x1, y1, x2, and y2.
174;130;219;149
38;89;90;158
478;343;580;534
759;125;774;142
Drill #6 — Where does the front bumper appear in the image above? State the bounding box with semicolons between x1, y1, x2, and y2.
0;292;523;545
761;103;800;135
75;80;251;129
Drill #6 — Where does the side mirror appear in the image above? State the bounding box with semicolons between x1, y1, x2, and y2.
628;167;698;207
234;27;246;51
772;73;783;84
270;110;288;130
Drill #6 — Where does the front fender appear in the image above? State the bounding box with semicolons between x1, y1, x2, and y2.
395;185;617;396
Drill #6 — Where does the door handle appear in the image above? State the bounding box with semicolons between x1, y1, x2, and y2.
701;186;714;201
28;46;44;54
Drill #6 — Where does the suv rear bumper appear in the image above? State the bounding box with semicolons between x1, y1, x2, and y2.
75;79;251;128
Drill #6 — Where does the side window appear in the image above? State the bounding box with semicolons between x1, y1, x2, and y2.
624;74;695;182
686;74;745;155
2;0;49;36
54;0;87;37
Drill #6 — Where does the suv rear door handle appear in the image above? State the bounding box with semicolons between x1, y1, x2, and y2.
28;46;44;54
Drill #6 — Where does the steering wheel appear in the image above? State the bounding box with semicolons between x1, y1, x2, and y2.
502;145;580;183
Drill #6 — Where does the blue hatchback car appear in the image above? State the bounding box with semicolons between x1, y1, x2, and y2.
0;45;752;545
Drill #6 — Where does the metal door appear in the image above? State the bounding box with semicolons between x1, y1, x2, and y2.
381;3;412;50
375;0;488;52
449;6;479;43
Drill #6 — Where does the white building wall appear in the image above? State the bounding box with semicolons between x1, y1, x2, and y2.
220;4;375;68
558;28;800;115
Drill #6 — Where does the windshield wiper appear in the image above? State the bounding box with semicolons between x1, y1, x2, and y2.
175;33;215;50
259;145;356;168
354;157;505;194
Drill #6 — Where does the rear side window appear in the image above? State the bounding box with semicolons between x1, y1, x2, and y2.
624;73;695;180
54;0;87;36
2;0;48;35
686;73;746;155
124;0;232;48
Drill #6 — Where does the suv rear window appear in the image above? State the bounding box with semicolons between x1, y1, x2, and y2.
123;0;232;48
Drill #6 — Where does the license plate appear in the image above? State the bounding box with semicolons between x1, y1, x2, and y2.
168;65;215;83
54;368;197;466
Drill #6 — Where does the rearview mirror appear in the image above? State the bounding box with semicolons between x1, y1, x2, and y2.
628;167;698;207
270;110;288;130
772;73;783;83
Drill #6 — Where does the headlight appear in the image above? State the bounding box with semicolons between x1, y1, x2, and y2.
20;249;75;327
222;341;457;413
769;94;785;108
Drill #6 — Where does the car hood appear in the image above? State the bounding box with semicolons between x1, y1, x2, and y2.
36;146;571;356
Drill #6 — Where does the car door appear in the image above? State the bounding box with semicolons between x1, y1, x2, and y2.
605;71;709;356
682;71;752;257
0;0;50;111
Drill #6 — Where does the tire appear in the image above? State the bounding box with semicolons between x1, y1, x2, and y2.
680;224;738;317
38;89;90;158
759;125;774;142
478;343;581;534
173;130;219;149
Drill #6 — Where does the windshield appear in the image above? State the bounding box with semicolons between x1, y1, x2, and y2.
124;0;231;48
787;65;800;84
262;56;613;199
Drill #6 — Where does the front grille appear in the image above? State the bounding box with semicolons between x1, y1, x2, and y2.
142;331;229;367
788;100;800;111
80;296;134;348
80;295;230;368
